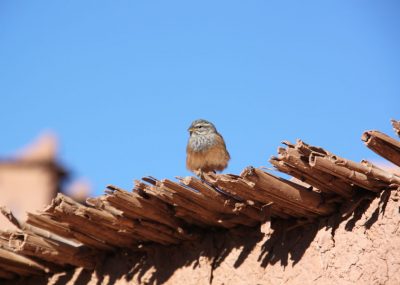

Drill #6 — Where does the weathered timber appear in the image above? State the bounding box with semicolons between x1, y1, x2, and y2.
0;207;20;228
333;158;400;186
104;184;186;231
162;179;259;227
157;180;244;228
309;155;385;192
270;158;351;199
140;184;206;227
44;194;140;248
362;130;400;167
241;167;336;216
0;207;83;250
203;172;320;218
42;194;181;247
26;213;113;250
179;176;266;222
142;182;240;228
270;141;355;197
87;198;193;244
8;232;95;269
0;247;47;276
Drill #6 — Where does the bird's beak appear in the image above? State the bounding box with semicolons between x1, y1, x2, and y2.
188;127;194;135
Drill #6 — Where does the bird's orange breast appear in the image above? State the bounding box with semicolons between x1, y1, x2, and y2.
186;135;230;173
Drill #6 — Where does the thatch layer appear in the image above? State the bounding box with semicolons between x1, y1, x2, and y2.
0;120;399;280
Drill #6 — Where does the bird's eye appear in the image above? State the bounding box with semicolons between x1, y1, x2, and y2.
197;125;203;129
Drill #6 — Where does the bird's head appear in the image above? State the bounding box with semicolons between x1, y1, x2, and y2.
188;119;217;136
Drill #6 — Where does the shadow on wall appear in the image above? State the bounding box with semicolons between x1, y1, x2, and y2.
20;188;391;285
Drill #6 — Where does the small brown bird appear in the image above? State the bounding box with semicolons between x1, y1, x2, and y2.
186;119;230;177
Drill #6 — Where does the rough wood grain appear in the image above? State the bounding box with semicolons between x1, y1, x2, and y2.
309;155;384;192
179;176;266;222
362;130;400;167
241;167;336;216
333;158;400;186
8;232;95;269
0;247;47;276
204;172;321;218
270;141;355;197
26;213;113;250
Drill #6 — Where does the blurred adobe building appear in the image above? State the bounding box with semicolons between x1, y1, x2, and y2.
0;134;66;230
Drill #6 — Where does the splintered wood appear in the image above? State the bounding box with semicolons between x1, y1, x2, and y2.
270;140;356;198
271;139;400;197
392;119;400;137
0;247;46;278
1;120;400;280
362;130;400;167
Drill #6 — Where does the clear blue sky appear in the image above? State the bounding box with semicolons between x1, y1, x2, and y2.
1;1;399;196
